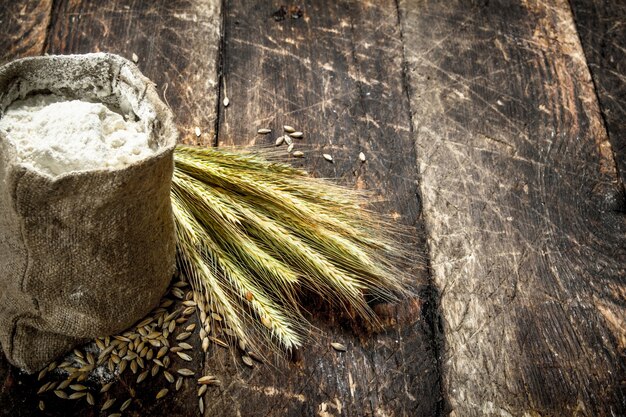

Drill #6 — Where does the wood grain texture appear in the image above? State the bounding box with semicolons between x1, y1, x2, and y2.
46;0;222;144
209;0;440;416
0;0;52;65
570;0;626;192
0;3;55;416
399;0;626;415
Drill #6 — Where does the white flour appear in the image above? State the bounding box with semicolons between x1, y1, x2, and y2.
0;94;154;177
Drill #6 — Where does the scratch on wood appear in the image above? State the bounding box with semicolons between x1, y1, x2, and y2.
245;385;307;402
595;300;626;350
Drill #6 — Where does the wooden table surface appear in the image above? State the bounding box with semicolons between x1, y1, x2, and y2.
1;1;624;416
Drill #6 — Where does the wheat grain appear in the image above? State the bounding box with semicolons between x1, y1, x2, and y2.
101;398;115;411
164;370;175;383
120;398;132;411
54;390;68;399
137;370;149;383
331;342;347;352
100;382;113;393
242;355;254;367
198;375;218;385
156;388;169;399
176;332;192;341
177;368;195;376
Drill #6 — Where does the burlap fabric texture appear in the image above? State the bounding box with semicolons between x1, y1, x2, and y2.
0;53;178;372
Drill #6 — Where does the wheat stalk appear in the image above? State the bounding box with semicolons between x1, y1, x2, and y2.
172;145;412;352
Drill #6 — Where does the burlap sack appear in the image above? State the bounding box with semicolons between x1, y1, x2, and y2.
0;53;178;372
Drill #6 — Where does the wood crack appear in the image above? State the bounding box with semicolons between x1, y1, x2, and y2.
394;0;447;415
41;0;58;55
212;0;227;149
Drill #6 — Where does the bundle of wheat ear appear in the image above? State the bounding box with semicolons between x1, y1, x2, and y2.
172;144;411;353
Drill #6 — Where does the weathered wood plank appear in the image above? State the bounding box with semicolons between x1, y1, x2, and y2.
210;1;440;416
0;2;55;416
399;0;626;415
570;0;626;190
0;0;52;65
46;0;222;145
